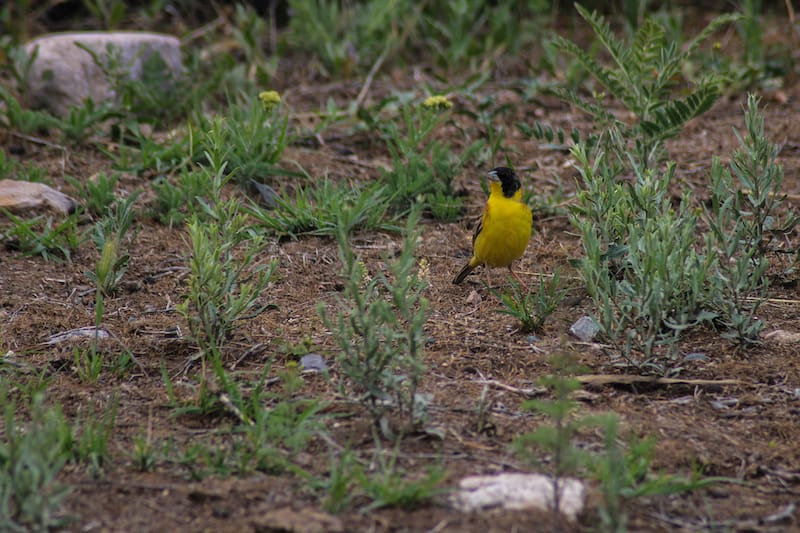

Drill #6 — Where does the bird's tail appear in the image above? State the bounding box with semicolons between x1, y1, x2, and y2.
452;262;475;284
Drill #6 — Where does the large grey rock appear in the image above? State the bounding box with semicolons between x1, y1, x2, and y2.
23;32;182;116
0;179;77;214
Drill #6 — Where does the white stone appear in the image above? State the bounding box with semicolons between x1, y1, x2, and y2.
450;472;585;521
23;32;182;116
0;179;76;214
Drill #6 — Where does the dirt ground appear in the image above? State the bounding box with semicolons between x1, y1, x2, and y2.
3;10;800;533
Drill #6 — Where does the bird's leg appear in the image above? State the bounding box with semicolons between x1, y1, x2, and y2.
508;265;527;291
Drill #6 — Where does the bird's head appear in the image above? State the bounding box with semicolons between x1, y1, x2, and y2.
488;167;521;198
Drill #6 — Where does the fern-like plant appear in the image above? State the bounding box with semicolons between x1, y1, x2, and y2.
528;3;739;168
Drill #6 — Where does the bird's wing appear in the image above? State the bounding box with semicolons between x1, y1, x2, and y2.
471;204;488;246
471;216;483;246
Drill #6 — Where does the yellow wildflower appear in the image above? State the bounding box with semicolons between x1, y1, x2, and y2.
422;95;453;111
259;90;281;110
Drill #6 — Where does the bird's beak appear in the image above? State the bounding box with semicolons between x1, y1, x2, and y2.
487;170;499;182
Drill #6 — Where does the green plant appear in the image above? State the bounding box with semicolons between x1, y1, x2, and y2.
230;3;278;85
380;96;481;219
195;91;289;185
0;149;20;180
81;191;134;382
71;398;118;477
72;346;104;384
57;98;121;144
571;142;717;374
247;178;400;238
703;94;796;345
515;355;725;531
0;391;72;531
131;433;157;473
66;172;119;217
492;272;566;333
358;441;445;513
104;123;191;175
86;192;141;296
319;209;428;436
2;211;85;262
737;0;764;75
240;362;326;473
82;0;128;30
545;4;738;168
513;354;592;530
286;0;413;77
111;351;134;378
0;86;58;134
177;164;277;354
321;447;360;513
149;167;214;227
80;42;196;127
589;414;726;532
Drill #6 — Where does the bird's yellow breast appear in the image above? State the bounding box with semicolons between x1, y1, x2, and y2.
473;183;532;268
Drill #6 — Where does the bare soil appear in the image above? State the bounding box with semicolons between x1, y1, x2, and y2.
3;14;800;533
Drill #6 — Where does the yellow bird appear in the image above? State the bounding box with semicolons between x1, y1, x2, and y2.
452;167;532;285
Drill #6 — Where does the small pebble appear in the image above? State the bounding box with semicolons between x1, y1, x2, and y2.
569;315;600;342
300;353;328;372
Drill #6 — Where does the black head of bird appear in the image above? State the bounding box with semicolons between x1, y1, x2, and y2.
488;167;521;198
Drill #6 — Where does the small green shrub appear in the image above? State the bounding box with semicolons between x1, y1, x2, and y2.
530;4;738;168
248;178;399;238
177;165;277;354
0;392;72;531
319;209;428;436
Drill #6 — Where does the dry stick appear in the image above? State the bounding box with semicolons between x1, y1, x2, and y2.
575;375;742;387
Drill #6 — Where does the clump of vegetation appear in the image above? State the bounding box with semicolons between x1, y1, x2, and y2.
379;95;481;220
491;272;566;333
0;392;72;531
319;209;429;436
514;354;726;531
522;4;739;168
572;93;791;373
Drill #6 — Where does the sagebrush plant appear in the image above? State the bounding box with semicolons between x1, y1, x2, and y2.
514;355;724;532
704;94;796;345
527;4;738;168
177;164;277;354
572;93;790;369
319;209;428;436
0;391;72;531
573;145;716;374
589;414;726;532
380;95;481;220
513;353;592;530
